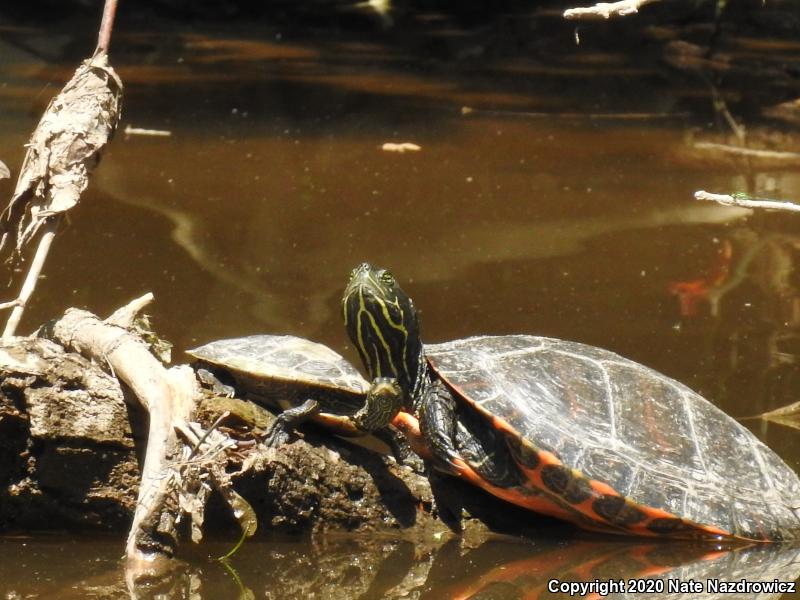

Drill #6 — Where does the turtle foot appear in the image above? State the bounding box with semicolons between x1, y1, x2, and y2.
373;425;427;475
262;421;292;448
261;398;320;448
399;452;427;475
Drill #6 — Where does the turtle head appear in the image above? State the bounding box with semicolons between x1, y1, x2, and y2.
342;263;424;400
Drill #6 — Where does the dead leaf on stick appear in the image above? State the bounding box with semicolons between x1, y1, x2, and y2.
0;161;9;181
0;51;122;255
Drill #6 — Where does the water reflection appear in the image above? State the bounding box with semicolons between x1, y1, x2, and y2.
1;535;798;599
666;223;800;419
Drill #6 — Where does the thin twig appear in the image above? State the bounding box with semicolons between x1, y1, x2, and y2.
96;0;119;54
564;0;658;19
2;217;59;338
694;190;800;213
124;125;172;137
693;142;800;162
185;411;231;461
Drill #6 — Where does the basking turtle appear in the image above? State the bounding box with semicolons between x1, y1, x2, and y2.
187;334;406;452
342;262;800;541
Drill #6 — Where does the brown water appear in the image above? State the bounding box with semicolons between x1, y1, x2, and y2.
1;533;800;599
2;7;800;598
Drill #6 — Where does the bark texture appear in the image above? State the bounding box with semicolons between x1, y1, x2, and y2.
0;337;138;530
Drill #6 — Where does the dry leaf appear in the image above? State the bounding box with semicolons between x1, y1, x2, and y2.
760;402;800;430
218;484;258;539
0;161;9;180
174;421;256;550
0;51;122;254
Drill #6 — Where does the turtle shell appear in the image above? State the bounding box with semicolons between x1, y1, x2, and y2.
426;335;800;541
188;335;370;432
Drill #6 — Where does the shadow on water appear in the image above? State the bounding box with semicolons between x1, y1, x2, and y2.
2;3;800;596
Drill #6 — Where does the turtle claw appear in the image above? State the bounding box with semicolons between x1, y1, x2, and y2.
262;421;292;448
387;448;426;474
401;452;427;474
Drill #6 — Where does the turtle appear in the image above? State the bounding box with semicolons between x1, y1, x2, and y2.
341;262;800;541
187;334;410;456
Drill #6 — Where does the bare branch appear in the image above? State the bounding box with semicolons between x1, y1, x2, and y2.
124;125;172;137
564;0;658;20
694;190;800;213
1;218;58;338
96;0;119;54
106;292;155;328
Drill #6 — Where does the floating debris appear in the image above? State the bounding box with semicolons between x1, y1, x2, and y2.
381;142;421;153
124;125;172;137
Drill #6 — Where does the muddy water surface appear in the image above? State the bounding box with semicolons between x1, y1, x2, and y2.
2;9;800;598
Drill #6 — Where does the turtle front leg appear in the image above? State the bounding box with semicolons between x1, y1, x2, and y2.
416;381;472;529
353;378;425;471
353;377;404;432
263;398;321;447
419;379;461;475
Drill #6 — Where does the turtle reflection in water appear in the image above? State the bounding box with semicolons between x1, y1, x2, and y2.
341;263;800;541
444;540;800;599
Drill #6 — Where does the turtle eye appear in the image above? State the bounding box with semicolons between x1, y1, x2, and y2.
379;270;395;287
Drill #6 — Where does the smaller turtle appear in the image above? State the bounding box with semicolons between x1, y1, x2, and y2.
187;334;408;455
